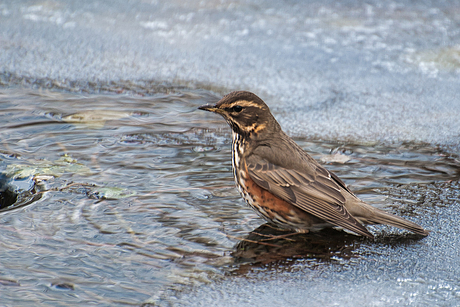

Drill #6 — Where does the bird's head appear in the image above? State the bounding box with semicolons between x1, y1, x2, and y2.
199;91;279;138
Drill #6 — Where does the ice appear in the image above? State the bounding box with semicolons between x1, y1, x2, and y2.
1;2;459;152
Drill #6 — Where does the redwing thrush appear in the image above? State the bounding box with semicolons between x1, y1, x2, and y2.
199;91;429;239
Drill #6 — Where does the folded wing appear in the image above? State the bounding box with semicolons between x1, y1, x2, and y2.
246;155;374;238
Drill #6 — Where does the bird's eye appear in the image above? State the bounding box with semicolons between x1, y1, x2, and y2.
232;105;243;113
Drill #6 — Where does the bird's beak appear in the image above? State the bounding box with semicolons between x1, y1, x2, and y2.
198;104;220;113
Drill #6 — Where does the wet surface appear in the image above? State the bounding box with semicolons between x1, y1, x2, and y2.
1;0;460;306
176;182;460;307
1;0;460;148
0;88;459;306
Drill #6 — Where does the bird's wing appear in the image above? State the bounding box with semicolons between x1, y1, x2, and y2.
246;155;373;238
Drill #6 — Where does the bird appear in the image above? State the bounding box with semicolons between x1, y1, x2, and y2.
198;91;429;239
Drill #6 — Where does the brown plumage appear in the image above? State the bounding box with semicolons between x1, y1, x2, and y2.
199;91;429;239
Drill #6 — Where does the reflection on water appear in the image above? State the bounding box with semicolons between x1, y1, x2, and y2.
230;223;428;277
0;88;459;306
231;225;363;271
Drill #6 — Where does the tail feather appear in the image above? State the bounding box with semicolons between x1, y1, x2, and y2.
370;209;429;236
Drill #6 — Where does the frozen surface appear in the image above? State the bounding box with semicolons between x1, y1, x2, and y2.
0;88;459;306
174;183;460;307
1;0;460;150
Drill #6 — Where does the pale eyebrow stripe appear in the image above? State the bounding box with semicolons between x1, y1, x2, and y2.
225;100;264;109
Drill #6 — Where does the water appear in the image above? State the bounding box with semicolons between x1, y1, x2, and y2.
1;0;460;148
1;0;460;305
0;87;459;306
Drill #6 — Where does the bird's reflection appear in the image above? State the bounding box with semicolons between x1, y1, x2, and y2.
231;224;364;268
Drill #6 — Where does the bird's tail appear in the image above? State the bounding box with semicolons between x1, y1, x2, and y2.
368;208;429;236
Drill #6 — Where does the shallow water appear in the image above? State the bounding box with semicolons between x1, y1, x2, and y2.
0;88;459;306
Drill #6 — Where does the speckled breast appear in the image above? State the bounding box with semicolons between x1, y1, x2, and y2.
231;132;319;231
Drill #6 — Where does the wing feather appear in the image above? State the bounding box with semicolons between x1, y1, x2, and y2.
246;155;373;238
